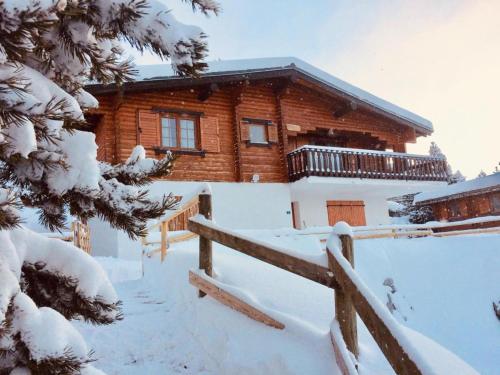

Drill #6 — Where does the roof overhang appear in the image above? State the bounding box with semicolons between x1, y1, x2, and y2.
86;66;433;136
415;185;500;205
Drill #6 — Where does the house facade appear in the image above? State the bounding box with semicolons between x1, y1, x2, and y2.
87;57;447;232
414;173;500;222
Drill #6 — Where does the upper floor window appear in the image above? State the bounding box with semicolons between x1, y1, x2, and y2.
491;193;500;213
161;115;198;149
249;123;268;144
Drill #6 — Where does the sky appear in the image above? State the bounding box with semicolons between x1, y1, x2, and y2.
129;0;499;179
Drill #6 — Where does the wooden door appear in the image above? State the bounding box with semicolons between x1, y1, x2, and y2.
327;200;366;226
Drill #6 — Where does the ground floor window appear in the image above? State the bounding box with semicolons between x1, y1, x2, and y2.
491;193;500;213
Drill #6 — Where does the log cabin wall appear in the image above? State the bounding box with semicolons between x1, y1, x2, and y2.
430;191;500;221
90;80;419;183
280;85;414;153
92;95;117;162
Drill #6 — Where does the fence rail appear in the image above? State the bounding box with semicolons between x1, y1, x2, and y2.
287;146;449;182
188;193;440;375
142;195;199;261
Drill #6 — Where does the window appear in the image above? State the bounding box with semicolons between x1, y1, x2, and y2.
160;115;198;149
448;201;461;218
491;193;500;213
249;123;268;144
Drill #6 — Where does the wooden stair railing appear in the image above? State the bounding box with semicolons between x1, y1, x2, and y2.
142;194;200;261
50;221;92;254
188;193;444;375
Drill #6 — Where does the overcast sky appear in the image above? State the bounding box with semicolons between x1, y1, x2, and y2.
130;0;499;178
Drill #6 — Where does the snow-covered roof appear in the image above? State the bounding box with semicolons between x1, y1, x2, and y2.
134;57;433;133
414;173;500;204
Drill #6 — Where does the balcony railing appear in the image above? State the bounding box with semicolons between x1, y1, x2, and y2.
287;146;449;182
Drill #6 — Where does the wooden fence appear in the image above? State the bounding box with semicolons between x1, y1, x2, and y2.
142;194;199;261
50;221;91;253
188;193;437;375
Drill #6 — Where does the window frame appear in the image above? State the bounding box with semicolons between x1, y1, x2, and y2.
160;113;200;150
490;192;500;213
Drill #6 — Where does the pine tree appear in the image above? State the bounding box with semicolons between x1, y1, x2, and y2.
0;1;219;374
428;141;445;159
477;170;487;178
449;170;466;184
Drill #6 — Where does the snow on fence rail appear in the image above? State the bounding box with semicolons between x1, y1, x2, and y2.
187;193;444;375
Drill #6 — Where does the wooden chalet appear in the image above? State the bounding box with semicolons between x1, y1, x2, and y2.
415;173;500;222
86;57;447;229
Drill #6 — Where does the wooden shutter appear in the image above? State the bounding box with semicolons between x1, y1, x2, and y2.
327;200;366;227
268;123;279;143
137;110;160;149
200;116;220;153
240;120;250;141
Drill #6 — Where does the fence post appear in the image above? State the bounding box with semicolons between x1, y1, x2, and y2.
160;221;168;262
198;193;213;297
334;234;359;358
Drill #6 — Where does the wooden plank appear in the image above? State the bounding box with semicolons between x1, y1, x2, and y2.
432;226;500;237
188;217;339;290
189;271;285;329
353;230;433;240
169;232;198;244
329;243;423;375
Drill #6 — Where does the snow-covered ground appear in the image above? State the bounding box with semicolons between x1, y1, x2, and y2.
75;232;499;374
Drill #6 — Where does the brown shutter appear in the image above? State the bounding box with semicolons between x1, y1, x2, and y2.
240;120;250;141
137;110;160;149
200;116;220;153
268;124;279;143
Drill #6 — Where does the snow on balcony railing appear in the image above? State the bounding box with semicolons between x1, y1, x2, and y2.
287;146;448;182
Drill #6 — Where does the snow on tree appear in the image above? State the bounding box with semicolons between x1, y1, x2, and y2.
477;170;487;178
428;141;446;159
449;170;466;184
428;142;467;184
0;0;218;374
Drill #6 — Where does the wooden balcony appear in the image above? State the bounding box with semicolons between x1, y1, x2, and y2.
287;146;449;182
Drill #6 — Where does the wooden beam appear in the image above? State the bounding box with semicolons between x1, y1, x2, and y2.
188;217;339;289
231;87;244;182
197;83;220;102
334;101;357;119
189;271;285;329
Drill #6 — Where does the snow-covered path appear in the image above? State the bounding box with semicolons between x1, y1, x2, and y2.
75;241;344;375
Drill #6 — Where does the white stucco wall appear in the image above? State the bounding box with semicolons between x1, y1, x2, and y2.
149;181;293;230
290;188;391;228
290;177;446;228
